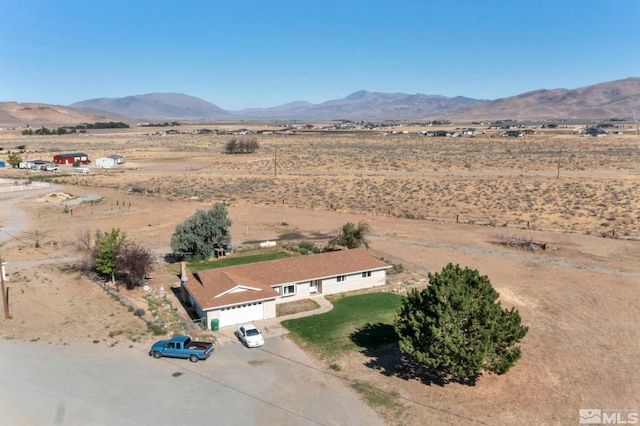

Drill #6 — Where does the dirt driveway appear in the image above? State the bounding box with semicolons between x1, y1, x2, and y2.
0;182;638;425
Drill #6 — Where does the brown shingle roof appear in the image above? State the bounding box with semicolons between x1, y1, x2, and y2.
183;248;390;310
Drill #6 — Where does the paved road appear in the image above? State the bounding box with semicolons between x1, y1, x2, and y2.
0;186;383;425
0;336;383;426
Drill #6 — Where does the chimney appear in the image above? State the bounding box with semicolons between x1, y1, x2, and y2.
180;261;188;282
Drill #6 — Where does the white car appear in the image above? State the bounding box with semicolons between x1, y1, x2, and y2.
236;324;264;348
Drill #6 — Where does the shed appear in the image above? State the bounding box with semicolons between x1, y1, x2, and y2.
54;153;89;165
95;157;116;168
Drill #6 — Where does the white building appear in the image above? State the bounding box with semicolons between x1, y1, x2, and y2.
95;155;125;168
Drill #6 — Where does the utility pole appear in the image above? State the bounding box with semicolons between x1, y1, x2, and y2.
274;147;278;178
0;249;8;319
557;149;562;180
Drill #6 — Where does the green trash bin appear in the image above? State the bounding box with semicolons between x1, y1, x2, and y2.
211;318;219;331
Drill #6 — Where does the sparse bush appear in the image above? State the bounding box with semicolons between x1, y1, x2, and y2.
224;136;259;154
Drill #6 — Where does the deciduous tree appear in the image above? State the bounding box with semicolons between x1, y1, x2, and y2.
170;203;232;261
7;152;22;168
70;229;95;270
116;240;154;290
94;229;126;285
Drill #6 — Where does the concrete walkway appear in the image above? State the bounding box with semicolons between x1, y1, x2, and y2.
213;295;334;344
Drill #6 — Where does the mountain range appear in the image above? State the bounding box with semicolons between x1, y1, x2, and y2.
1;77;639;126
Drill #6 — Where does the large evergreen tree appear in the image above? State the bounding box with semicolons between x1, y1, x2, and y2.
395;263;528;380
170;203;232;261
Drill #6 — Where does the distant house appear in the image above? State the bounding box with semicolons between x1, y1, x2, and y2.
500;130;523;137
583;128;608;137
181;248;391;328
19;159;40;169
422;130;448;137
95;155;125;168
54;153;89;165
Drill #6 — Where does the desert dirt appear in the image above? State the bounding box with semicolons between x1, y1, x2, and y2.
0;125;638;425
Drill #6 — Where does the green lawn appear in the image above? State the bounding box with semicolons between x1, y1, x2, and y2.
188;251;291;271
282;292;402;357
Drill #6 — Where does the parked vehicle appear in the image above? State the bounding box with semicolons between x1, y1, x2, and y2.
149;335;214;362
236;324;264;348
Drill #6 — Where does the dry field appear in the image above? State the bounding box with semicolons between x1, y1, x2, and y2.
3;125;639;238
0;125;639;425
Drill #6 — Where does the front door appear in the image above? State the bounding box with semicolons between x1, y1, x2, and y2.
310;279;322;294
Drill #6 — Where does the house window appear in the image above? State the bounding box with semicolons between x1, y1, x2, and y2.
281;284;295;296
362;271;371;278
336;275;346;282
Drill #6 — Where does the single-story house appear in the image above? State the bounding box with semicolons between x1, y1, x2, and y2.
95;155;125;168
54;153;90;165
181;248;391;328
421;130;448;137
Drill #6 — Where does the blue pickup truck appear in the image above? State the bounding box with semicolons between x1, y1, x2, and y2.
149;335;214;363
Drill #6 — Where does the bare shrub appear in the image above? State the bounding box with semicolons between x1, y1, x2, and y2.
497;234;547;251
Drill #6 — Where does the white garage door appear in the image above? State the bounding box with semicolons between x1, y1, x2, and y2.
218;302;265;327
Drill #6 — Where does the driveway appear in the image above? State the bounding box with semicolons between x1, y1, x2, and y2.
0;336;383;426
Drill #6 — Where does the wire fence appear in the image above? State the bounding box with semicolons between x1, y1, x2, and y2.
0;178;50;193
91;277;182;331
368;248;430;278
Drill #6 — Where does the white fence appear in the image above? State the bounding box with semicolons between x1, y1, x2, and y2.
0;178;50;193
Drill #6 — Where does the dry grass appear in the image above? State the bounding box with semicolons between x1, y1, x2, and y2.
4;127;638;239
276;298;321;317
0;125;639;425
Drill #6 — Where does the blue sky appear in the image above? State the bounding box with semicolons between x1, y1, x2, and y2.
1;0;638;110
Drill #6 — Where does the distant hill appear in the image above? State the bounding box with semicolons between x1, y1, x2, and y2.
233;91;483;120
443;77;640;120
0;102;114;127
70;93;233;121
1;78;639;126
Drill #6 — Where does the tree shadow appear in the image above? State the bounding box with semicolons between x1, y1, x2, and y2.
350;323;479;387
164;253;182;263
